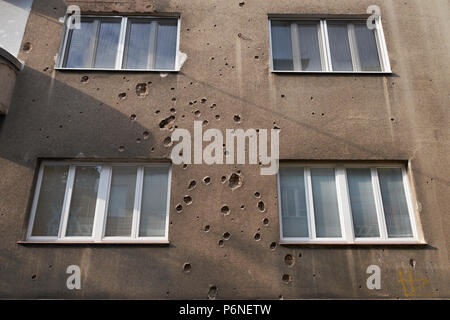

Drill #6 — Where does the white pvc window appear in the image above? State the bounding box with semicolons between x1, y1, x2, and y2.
58;16;180;71
26;162;171;243
269;18;391;73
278;164;422;244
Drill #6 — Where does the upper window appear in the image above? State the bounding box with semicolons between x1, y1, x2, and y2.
58;16;180;71
278;163;422;244
26;162;171;243
269;16;391;73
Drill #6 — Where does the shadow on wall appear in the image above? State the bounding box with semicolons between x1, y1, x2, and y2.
0;65;158;169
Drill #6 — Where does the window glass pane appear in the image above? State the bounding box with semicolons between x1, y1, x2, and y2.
327;22;353;71
378;168;413;238
124;20;152;69
354;22;381;71
271;21;294;70
139;166;169;237
65;20;97;68
279;168;309;237
347;168;379;237
297;22;322;71
105;166;137;236
154;20;177;70
65;166;101;237
311;168;342;238
94;20;121;68
32;166;68;236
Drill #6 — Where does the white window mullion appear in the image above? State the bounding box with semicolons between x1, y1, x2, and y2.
131;166;144;238
92;165;112;242
26;164;45;239
371;168;388;239
319;20;332;71
58;165;76;238
347;23;361;71
148;20;158;69
336;168;354;242
164;166;172;239
89;19;101;68
115;17;128;70
305;168;316;240
290;22;301;71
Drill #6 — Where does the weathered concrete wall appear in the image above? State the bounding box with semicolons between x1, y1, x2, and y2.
0;48;21;114
0;0;449;299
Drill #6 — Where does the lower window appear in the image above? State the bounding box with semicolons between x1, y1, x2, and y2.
278;163;422;244
26;162;171;243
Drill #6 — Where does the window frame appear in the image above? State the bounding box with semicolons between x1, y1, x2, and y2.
268;15;392;74
277;162;424;245
25;161;172;244
56;15;181;72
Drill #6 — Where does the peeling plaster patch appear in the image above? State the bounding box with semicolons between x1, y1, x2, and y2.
136;83;149;97
160;73;168;78
176;51;188;70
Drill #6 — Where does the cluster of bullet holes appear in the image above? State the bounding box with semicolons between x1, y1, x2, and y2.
159;116;176;131
257;200;265;212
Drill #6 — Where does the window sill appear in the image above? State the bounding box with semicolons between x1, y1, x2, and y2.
54;67;179;73
271;70;393;75
279;240;427;246
18;240;170;245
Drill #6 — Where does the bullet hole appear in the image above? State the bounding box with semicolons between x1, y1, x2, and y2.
171;97;176;101
208;285;218;299
240;204;245;210
221;176;227;183
239;2;245;7
193;110;201;118
310;96;314;100
223;232;231;240
233;114;241;123
182;164;188;169
273;124;280;129
254;55;259;59
80;75;89;83
284;254;295;267
221;205;230;215
150;147;155;152
176;204;183;213
129;114;136;121
183;195;193;205
183;263;192;273
201;98;207;103
298;253;302;258
257;201;265;212
118;92;127;100
263;218;269;226
159;115;176;130
254;233;261;241
136;138;141;143
170;108;176;114
210;103;217;109
390;118;395;122
410;259;416;268
136;83;149;97
210;57;214;60
118;146;125;152
218;239;224;247
204;225;210;232
143;131;149;139
215;114;220;120
282;274;291;284
48;264;52;269
203;120;209;126
254;191;261;198
188;180;197;190
203;176;211;184
278;295;283;300
155;110;160;114
321;113;325;116
31;274;37;280
270;242;277;250
22;42;32;52
163;136;172;147
228;173;242;190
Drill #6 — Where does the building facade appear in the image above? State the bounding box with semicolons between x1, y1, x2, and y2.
0;0;449;299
